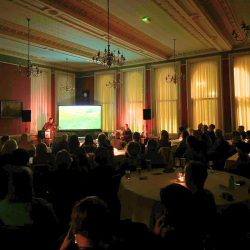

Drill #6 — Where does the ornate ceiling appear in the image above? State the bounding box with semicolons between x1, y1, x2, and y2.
0;0;248;72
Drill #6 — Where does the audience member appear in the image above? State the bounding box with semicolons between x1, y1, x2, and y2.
119;142;141;173
0;139;18;166
208;124;216;144
184;136;205;163
156;130;171;152
229;131;244;156
246;130;250;143
111;132;124;150
186;128;194;136
55;149;72;170
0;167;58;250
17;134;36;156
140;139;165;169
69;135;80;156
98;133;114;160
82;134;97;150
197;123;203;137
0;135;9;152
201;125;212;150
174;130;189;158
33;142;55;167
12;148;30;167
193;130;207;157
238;125;246;140
178;127;185;139
185;161;216;239
133;132;145;154
53;134;70;155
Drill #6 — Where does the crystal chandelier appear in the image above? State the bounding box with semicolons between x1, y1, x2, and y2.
106;78;122;89
166;39;185;84
232;21;250;43
92;0;125;67
60;58;75;92
16;19;42;78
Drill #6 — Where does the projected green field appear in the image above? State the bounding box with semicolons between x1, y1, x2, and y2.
59;106;101;130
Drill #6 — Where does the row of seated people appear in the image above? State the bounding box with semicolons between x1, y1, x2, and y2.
1;158;250;250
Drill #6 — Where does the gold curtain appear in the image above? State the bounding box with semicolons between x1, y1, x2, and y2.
121;69;144;133
190;59;220;129
94;73;115;132
234;55;250;130
154;65;178;134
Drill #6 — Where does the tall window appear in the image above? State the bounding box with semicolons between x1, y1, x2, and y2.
121;68;144;133
55;71;75;123
30;68;51;135
154;64;178;134
189;58;221;129
94;72;115;132
234;55;250;130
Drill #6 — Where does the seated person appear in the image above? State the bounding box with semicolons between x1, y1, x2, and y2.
69;135;80;156
81;134;97;153
17;134;36;156
98;133;114;159
178;127;185;139
186;128;194;136
184;136;205;163
193;130;207;157
156;130;171;152
12;148;30;167
174;130;189;158
229;131;244;156
33;142;55;167
185;161;216;239
0;139;18;167
201;125;212;150
197;123;203;137
238;125;246;140
119;142;141;174
246;131;250;143
140;139;165;169
208;124;216;145
52;134;69;155
55;149;72;170
0;135;9;153
111;132;125;150
133;132;145;155
122;124;132;141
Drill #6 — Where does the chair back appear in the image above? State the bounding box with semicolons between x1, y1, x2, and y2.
158;147;171;167
83;146;96;153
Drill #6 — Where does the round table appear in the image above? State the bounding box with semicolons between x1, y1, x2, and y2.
118;168;250;228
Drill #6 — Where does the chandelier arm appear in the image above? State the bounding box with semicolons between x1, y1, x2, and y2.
27;18;30;66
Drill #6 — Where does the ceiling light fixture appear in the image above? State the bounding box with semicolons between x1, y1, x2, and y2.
92;0;125;67
60;58;75;92
232;21;250;43
16;18;42;78
166;39;185;84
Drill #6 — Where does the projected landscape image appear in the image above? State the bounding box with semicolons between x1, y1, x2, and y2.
59;106;101;130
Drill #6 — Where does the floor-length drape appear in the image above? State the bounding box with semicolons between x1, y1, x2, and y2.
190;59;221;129
154;65;178;134
55;71;75;123
234;55;250;130
94;73;115;132
121;69;144;133
30;69;51;135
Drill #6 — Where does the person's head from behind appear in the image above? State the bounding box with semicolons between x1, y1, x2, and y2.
12;148;30;167
70;196;112;247
69;135;79;153
98;133;107;145
187;128;194;136
209;124;215;132
198;123;203;130
215;129;223;138
238;125;245;133
193;130;201;140
2;139;18;155
202;125;208;132
1;135;9;145
161;130;169;141
62;134;68;142
56;149;71;170
231;131;241;142
160;184;193;230
126;141;140;157
94;147;109;166
147;139;157;152
179;127;184;134
115;132;121;139
20;133;28;142
8;167;35;203
181;130;189;140
185;161;208;192
133;132;141;142
85;134;94;145
36;142;47;156
246;131;250;140
186;136;198;149
49;117;53;124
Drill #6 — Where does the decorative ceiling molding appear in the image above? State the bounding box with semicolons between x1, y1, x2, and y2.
33;0;172;59
151;0;232;51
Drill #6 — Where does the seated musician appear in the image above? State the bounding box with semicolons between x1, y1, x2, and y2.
43;117;59;139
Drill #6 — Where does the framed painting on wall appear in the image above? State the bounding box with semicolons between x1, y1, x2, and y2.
0;101;23;118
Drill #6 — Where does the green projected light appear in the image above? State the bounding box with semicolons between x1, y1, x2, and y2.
142;17;150;23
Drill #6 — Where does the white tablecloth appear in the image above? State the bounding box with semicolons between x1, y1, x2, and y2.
118;168;250;228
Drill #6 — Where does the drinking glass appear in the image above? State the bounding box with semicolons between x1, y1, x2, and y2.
125;170;130;182
175;158;180;169
209;161;213;172
146;159;151;171
137;167;142;175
